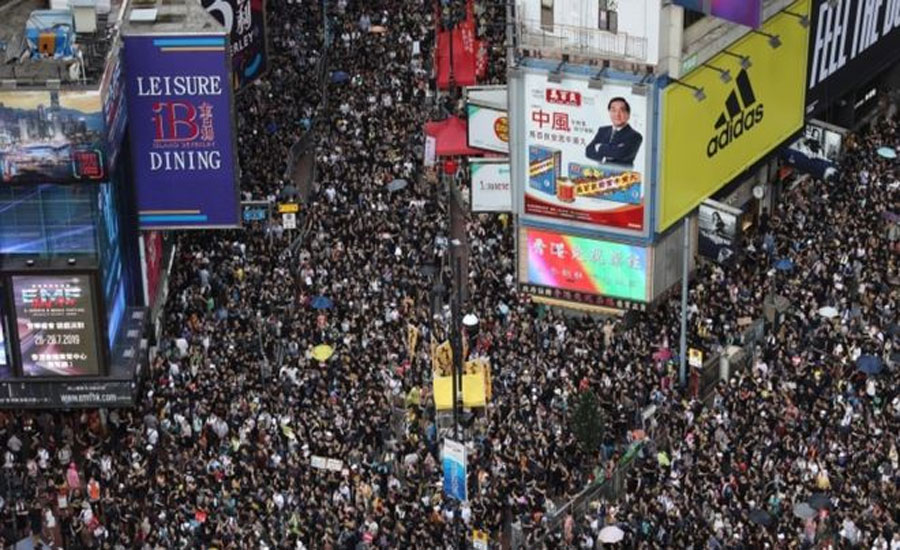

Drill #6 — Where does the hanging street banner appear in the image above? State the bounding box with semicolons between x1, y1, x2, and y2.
442;438;467;502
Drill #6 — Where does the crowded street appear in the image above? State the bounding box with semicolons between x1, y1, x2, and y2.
0;0;897;549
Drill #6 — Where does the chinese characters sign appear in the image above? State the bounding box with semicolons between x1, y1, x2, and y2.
12;274;103;377
124;35;240;228
519;71;650;235
521;227;649;303
201;0;269;89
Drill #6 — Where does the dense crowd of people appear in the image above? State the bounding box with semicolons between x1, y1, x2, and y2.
539;122;900;549
0;0;897;549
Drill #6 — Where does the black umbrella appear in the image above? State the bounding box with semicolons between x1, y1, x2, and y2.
749;509;773;527
809;494;831;510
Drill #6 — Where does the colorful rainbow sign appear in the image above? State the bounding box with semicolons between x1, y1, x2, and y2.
524;227;649;302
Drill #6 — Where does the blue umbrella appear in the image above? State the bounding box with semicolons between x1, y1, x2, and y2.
876;147;897;159
310;296;334;310
856;354;883;375
774;258;794;271
331;70;350;84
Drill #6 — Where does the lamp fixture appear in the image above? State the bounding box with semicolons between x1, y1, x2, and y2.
670;78;706;101
701;62;732;83
751;30;781;49
782;9;809;28
721;50;752;69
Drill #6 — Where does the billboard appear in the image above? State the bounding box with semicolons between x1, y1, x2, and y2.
673;0;762;28
515;70;651;236
470;159;512;212
519;226;650;305
806;0;900;116
11;274;103;377
698;199;741;264
124;34;240;229
659;0;809;231
200;0;269;89
467;103;509;153
0;90;106;184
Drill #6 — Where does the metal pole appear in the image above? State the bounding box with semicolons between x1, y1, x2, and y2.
679;216;690;387
451;252;464;440
505;0;516;69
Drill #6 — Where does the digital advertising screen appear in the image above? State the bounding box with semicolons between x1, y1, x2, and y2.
124;34;240;229
520;227;650;303
470;159;512;212
0;90;106;184
12;274;103;377
517;70;651;236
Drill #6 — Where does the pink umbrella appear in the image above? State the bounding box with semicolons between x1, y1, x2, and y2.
66;462;81;489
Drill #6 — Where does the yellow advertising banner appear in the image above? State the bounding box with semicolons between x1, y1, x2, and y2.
659;0;809;231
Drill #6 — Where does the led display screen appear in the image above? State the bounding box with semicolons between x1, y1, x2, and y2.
521;227;649;302
12;274;103;377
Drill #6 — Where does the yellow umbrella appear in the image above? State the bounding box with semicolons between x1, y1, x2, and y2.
312;344;334;362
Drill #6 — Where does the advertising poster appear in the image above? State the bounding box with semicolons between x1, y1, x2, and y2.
660;0;809;231
200;0;269;89
467;103;509;153
470;159;512;212
698;199;741;264
807;0;900;116
520;226;649;303
520;71;650;235
673;0;762;28
12;274;103;377
442;439;467;502
124;34;240;228
0;90;106;184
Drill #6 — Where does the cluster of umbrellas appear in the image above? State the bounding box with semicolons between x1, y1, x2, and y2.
746;494;832;529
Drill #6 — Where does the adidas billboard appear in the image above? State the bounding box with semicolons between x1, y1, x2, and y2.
659;0;809;232
706;70;764;157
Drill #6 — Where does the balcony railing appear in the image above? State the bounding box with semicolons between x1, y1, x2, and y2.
517;19;649;63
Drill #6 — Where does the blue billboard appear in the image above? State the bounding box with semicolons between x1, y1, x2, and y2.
123;34;240;228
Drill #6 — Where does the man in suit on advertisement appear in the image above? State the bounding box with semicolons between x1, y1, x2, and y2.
585;97;643;166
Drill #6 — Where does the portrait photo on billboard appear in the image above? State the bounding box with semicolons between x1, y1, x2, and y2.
10;273;103;377
0;90;106;184
521;70;650;234
698;200;741;264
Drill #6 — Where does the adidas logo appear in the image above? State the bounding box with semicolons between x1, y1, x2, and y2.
706;69;764;157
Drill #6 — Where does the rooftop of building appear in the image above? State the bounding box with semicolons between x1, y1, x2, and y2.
0;0;222;89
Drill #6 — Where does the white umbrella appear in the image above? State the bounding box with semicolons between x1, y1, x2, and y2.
598;525;625;543
793;502;816;519
818;306;839;319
